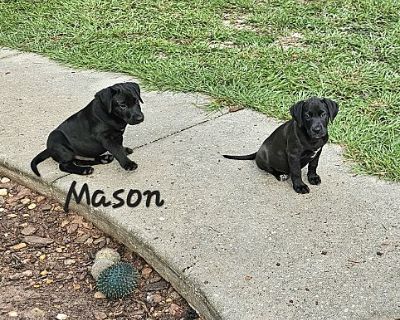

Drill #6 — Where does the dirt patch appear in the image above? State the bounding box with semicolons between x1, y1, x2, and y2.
296;0;315;4
0;176;201;320
222;12;257;32
274;32;305;50
208;41;237;50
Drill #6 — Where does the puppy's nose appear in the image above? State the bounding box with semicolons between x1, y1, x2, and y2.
135;114;144;122
312;126;322;133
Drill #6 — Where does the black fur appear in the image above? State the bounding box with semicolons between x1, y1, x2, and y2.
31;82;144;176
223;97;339;194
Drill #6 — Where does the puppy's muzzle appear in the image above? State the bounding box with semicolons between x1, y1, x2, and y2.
309;125;326;139
128;113;144;125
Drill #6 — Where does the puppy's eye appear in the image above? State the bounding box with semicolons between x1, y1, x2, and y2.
304;114;311;119
320;112;326;117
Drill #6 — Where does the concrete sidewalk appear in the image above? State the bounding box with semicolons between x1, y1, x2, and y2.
1;48;399;320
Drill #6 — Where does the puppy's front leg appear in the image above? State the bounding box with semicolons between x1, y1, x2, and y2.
288;154;310;194
307;149;322;185
102;141;137;171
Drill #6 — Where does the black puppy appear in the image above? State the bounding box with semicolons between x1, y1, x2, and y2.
223;97;339;194
31;82;144;176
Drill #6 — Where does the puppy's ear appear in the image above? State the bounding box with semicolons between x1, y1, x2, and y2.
95;87;115;113
322;98;339;122
125;82;143;103
290;101;305;127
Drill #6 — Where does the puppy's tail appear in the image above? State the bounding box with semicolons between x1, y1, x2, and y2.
223;152;257;160
31;149;50;177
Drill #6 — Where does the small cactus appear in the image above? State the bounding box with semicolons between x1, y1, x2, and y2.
96;262;139;299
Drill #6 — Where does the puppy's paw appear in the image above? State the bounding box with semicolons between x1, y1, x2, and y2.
308;174;321;185
124;147;133;155
82;167;94;175
100;154;114;164
280;174;289;181
293;183;310;194
122;160;138;171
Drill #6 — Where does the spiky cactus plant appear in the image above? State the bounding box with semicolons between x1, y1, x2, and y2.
96;262;139;299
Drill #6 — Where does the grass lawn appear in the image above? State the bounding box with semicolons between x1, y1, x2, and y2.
0;0;399;180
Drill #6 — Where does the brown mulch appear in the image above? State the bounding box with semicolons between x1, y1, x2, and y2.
0;176;201;320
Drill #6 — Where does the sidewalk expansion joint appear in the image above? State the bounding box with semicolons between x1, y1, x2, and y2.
131;109;232;151
50;173;71;184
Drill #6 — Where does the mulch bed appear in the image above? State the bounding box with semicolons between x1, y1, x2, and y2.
0;176;201;320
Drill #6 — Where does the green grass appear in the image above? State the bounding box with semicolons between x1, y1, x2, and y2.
0;0;399;180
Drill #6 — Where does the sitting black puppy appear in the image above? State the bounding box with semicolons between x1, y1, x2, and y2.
223;97;339;194
31;82;144;176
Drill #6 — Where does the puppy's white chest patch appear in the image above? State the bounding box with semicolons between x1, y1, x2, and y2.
310;147;322;159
